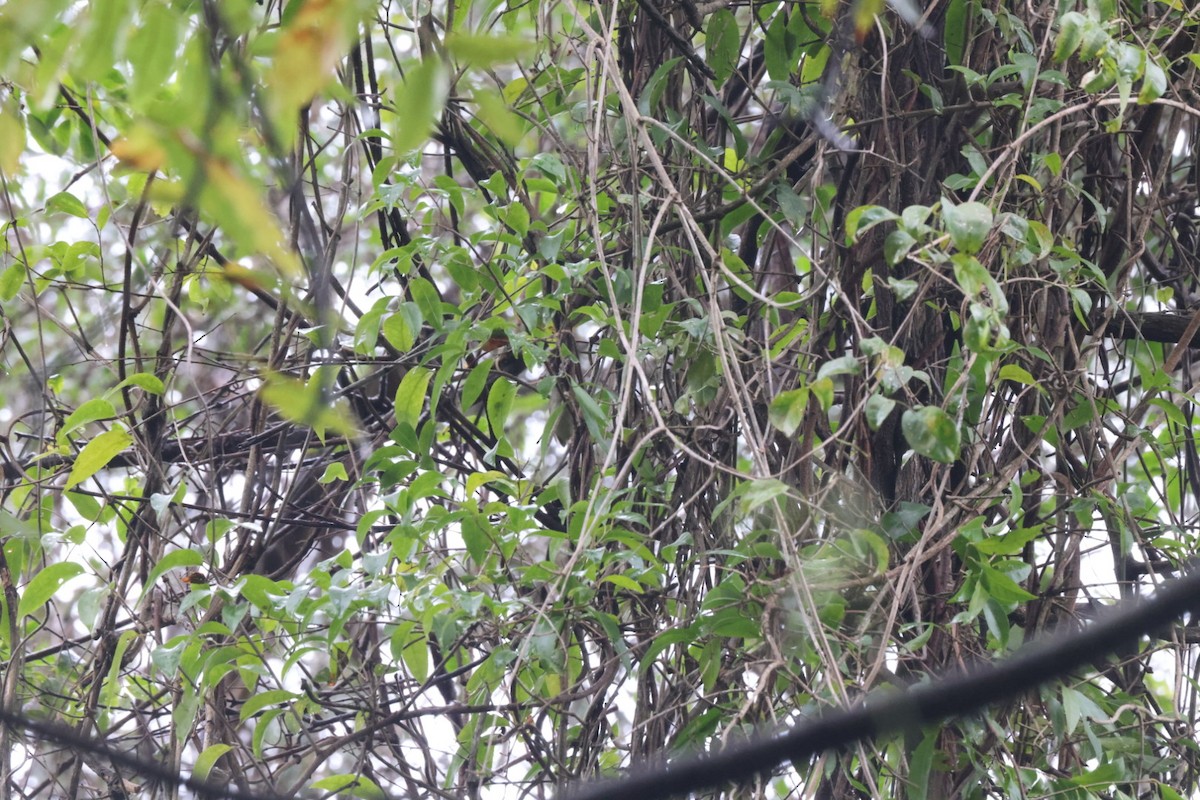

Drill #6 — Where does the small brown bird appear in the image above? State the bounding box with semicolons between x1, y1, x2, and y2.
181;571;209;587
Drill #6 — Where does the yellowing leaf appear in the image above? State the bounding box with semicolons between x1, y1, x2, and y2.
259;373;359;438
0;99;25;174
66;426;133;489
267;0;365;132
201;157;303;278
110;125;168;172
218;262;278;292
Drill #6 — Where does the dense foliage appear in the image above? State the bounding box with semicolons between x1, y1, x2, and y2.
0;0;1199;797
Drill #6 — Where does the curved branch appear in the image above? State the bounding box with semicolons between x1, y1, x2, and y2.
564;563;1200;800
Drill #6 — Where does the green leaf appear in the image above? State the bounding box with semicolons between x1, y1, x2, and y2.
445;32;535;68
845;205;899;244
475;90;526;147
141;549;204;601
408;278;443;329
461;360;493;412
997;364;1040;387
943;0;969;65
18;562;84;620
461;510;493;565
319;462;350;483
391;60;449;155
465;469;509;497
600;574;644;594
909;727;939;798
763;11;795;81
66;426;133;489
45;191;89;218
0;262;25;301
239;689;300;722
901;406;961;464
865;393;896;430
1139;59;1166;104
1025;219;1053;257
101;629;140;705
952;254;994;301
817;355;861;380
738;478;790;514
980;564;1037;603
486;378;516;433
127;1;179;108
192;744;232;783
0;99;25;174
849;528;889;572
506;201;531;237
79;0;130;80
973;525;1042;556
638;57;684;114
768;388;808;436
260;373;359;439
393;367;432;432
706;9;740;87
942;200;993;254
572;384;609;441
310;774;386;800
400;625;429;684
800;43;830;85
60;398;117;444
882;502;931;540
1079;22;1111;61
116;372;166;395
382;311;415;353
1081;60;1117;93
1053;11;1087;63
884;229;917;265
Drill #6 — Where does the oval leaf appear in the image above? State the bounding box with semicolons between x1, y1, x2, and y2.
486;378;516;433
392;60;448;155
901;406;961;464
393;367;432;431
239;689;300;722
768;388;808;436
66;426;133;489
192;744;232;783
18;562;85;620
943;200;993;254
706;9;740;87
